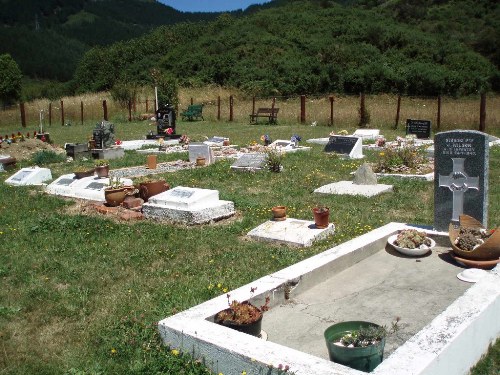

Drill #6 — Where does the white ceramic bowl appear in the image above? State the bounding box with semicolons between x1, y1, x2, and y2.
388;234;435;256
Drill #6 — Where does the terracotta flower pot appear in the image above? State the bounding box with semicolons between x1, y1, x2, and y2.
449;215;500;261
95;165;109;178
104;186;136;207
196;156;206;166
313;207;330;229
74;168;95;179
272;206;287;221
139;180;170;202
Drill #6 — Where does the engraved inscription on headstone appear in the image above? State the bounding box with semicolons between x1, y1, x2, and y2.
434;130;489;231
170;189;195;199
406;119;431;139
11;170;32;182
324;136;357;154
85;182;106;191
57;178;75;186
231;153;266;170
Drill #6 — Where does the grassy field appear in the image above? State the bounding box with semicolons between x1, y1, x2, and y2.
0;109;499;374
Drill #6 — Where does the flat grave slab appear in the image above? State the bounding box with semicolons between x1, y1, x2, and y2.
269;139;311;153
375;172;434;181
204;136;228;146
5;167;52;186
230;153;267;172
120;139;178;150
247;218;335;247
314;181;393;197
136;145;187;155
306;137;329;145
158;223;499;375
142;186;235;224
352;129;380;139
45;174;132;201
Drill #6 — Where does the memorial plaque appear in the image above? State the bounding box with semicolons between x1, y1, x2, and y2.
324;136;363;158
57;178;75;186
406;119;431;139
230;153;266;171
11;170;32;182
85;182;106;190
170;189;195;199
434;130;489;231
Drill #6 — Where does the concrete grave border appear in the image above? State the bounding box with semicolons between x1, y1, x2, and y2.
158;222;499;375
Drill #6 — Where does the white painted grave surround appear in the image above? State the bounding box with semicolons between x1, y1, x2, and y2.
314;181;393;197
269;139;311;153
247;218;335;247
5;167;52;186
142;186;235;224
45;174;133;201
120;139;178;150
352;129;380;139
204;136;228;146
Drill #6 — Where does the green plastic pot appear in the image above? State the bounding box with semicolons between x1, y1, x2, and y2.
324;321;385;372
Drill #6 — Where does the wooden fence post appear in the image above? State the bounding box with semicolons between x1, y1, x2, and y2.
359;93;367;128
252;96;256;116
394;94;401;129
146;99;149;113
329;96;334;126
479;93;486;132
190;97;194;105
229;95;234;122
437;95;441;130
103;100;108;121
300;95;306;124
80;101;84;125
20;102;26;127
48;103;52;126
217;96;221;120
133;96;136;112
128;100;132;122
60;100;64;126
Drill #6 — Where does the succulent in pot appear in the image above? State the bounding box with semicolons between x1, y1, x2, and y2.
94;159;109;178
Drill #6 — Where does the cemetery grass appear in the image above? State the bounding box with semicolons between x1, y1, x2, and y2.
0;120;499;374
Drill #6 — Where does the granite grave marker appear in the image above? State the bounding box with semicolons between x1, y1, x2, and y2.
434;130;489;231
324;136;363;159
406;119;431;139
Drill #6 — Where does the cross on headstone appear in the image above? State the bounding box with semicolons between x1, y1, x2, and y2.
438;158;479;223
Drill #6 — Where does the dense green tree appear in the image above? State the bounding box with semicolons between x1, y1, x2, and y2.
0;54;22;106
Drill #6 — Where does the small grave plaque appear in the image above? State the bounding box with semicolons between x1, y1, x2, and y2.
11;170;32;182
57;178;75;186
5;167;52;186
324;136;363;159
406;119;431;139
85;182;106;190
434;130;489;231
230;153;266;171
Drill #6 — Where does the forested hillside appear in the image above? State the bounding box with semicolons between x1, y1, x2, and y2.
74;0;500;97
0;0;219;80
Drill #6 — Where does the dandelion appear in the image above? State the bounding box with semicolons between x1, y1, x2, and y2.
222;288;228;293
217;283;222;288
111;348;117;354
171;349;179;356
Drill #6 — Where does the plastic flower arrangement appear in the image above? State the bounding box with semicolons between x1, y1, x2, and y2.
166;128;174;135
338;129;348;135
260;134;272;146
290;134;302;143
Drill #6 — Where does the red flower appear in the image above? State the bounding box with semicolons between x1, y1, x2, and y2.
166;128;174;135
115;139;122;145
41;135;46;142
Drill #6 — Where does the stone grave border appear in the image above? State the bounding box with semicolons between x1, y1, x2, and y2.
158;222;499;375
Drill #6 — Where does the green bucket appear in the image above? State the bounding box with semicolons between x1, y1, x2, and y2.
324;321;385;372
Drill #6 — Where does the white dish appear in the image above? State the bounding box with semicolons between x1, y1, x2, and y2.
457;268;489;283
388;234;435;256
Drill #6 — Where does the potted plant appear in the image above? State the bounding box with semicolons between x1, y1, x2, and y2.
324;321;390;372
104;177;136;207
265;149;283;172
271;206;287;221
290;134;301;147
94;159;109;178
196;155;206;166
449;215;500;268
214;288;270;337
73;165;95;179
387;229;436;256
313;205;330;228
134;176;170;202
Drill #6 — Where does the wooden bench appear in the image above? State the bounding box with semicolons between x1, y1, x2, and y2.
181;104;204;121
249;107;279;124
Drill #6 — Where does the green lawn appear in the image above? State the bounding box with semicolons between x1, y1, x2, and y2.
0;119;498;374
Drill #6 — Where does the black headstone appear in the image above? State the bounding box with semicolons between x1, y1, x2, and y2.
324;136;358;155
406;119;431;139
434;130;489;231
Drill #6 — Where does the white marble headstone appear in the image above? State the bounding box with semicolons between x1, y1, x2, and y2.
189;143;214;164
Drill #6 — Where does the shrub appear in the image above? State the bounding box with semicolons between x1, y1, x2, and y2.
31;150;65;165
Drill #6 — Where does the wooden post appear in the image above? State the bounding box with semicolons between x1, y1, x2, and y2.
190;97;194;105
437;95;441;130
103;100;108;121
60;100;64;126
132;96;136;112
217;96;221;120
20;102;26;127
329;96;334;126
394;94;401;129
252;96;256;115
146;99;149;113
48;103;52;126
479;93;486;132
229;95;234;122
128;99;132;122
300;95;306;124
359;93;366;128
80;101;84;125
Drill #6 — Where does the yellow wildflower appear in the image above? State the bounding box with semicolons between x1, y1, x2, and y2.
171;349;180;356
111;348;117;354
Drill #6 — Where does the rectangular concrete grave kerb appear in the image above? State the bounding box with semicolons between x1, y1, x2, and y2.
158;223;499;375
